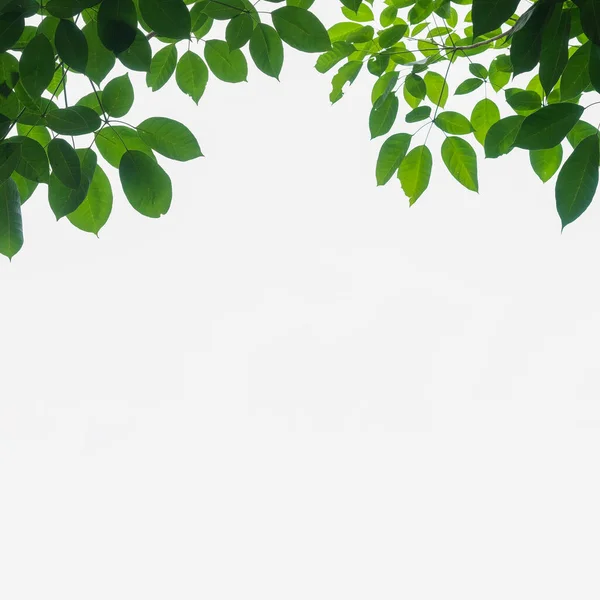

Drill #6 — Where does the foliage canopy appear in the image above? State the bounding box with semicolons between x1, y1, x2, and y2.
0;0;598;259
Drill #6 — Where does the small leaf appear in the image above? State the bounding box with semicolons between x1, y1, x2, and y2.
204;39;248;82
530;146;563;182
435;111;473;135
67;163;112;235
103;74;134;117
455;78;483;95
176;50;209;103
119;150;172;218
376;132;410;186
484;115;524;158
138;0;191;40
405;105;431;123
471;98;500;146
226;13;254;49
146;44;177;91
369;93;398;139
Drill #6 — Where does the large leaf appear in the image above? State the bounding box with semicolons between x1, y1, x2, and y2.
510;1;552;77
117;30;152;72
137;116;202;161
83;20;115;84
226;12;254;50
369;93;398;139
46;106;102;135
573;0;600;45
514;103;584;150
484;115;524;158
102;74;134;117
441;136;478;192
0;177;22;259
19;33;54;97
97;0;137;53
539;4;570;97
67;163;112;235
146;44;177;91
11;136;49;183
0;13;25;53
271;6;331;53
119;150;172;218
398;145;432;205
556;134;600;229
472;0;520;38
96;125;155;167
138;0;191;39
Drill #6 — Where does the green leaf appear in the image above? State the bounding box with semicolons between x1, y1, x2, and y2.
0;177;22;259
315;41;353;74
226;13;254;50
405;73;426;100
139;0;191;40
103;74;134;118
539;3;570;97
0;141;20;181
119;150;172;218
530;146;563;182
340;0;362;12
48;148;97;219
271;6;331;52
48;138;81;189
346;25;374;43
560;42;591;100
67;163;112;235
471;98;500;146
484;115;524;158
146;44;177;91
369;93;398;139
55;19;88;73
378;23;407;48
97;0;137;53
117;30;152;72
83;20;116;84
514;103;584;151
510;1;552;77
489;54;512;92
202;0;246;20
96;126;155;167
573;0;600;45
469;63;487;79
424;71;448;107
0;13;24;53
441;136;478;192
19;34;55;97
250;23;284;79
176;50;209;103
329;60;362;103
341;2;373;23
11;136;49;183
46;106;102;136
567;121;600;151
405;105;431;123
472;0;520;38
455;78;483;95
398;144;432;205
556;133;600;229
137;116;202;161
435;111;473;135
376;132;410;186
11;171;36;204
204;39;248;82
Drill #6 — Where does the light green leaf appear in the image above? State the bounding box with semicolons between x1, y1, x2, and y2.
398;144;432;205
441;136;478;192
137;116;202;162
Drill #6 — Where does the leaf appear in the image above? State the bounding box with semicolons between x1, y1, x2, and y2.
48;138;81;189
202;0;246;20
249;23;284;79
378;23;407;48
404;73;426;100
117;30;152;72
271;6;331;53
510;1;552;77
573;0;600;45
204;39;247;82
405;105;431;123
137;116;202;161
97;0;137;53
103;74;134;117
369;93;398;139
539;4;569;97
11;136;49;183
560;42;591;100
341;3;373;23
119;150;172;218
11;171;36;204
48;148;96;219
19;34;55;97
489;54;512;91
435;111;473;135
455;78;483;95
138;0;191;40
514;103;584;151
0;13;24;53
472;0;520;38
176;50;209;104
0;141;20;181
376;132;410;185
398;145;432;205
441;136;478;192
55;19;88;72
556;134;600;229
0;177;22;259
530;146;563;182
146;44;177;91
95;126;155;168
424;71;448;107
329;60;362;103
46;106;102;135
83;20;115;84
471;98;500;146
67;163;112;235
484;115;524;158
226;13;254;49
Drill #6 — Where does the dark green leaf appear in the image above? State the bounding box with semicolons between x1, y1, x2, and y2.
48;138;81;189
405;105;431;123
117;30;152;72
514;103;584;150
376;132;410;186
472;0;520;38
19;34;55;97
83;21;116;84
11;136;49;182
539;4;569;96
103;74;134;117
204;39;248;82
46;106;102;135
0;177;22;259
0;141;20;180
484;115;524;158
139;0;191;40
226;13;254;49
67;163;112;235
55;19;88;73
137;116;202;161
0;12;24;52
97;0;137;53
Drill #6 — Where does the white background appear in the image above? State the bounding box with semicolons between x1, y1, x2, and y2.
2;2;600;597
